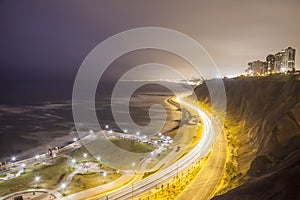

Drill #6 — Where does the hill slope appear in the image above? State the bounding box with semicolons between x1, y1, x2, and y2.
195;75;300;200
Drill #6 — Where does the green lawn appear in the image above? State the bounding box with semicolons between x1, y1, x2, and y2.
110;138;155;153
64;172;121;195
0;173;7;178
0;157;70;197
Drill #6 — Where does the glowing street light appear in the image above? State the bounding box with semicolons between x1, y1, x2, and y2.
35;176;41;188
61;183;67;191
11;156;16;167
35;176;40;182
21;163;26;173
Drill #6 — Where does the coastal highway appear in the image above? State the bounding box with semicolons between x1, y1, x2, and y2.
177;116;226;200
98;93;220;199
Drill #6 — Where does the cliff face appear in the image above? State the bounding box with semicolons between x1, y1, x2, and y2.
195;75;300;199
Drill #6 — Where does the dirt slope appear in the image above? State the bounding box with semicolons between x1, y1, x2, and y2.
195;74;300;200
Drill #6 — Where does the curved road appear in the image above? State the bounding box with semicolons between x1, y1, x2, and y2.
98;94;225;200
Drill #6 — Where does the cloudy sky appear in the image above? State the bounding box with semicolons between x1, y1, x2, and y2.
0;0;299;82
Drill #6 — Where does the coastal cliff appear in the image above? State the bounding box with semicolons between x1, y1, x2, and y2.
195;75;300;199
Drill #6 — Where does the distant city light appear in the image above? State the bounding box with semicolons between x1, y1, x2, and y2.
280;67;286;73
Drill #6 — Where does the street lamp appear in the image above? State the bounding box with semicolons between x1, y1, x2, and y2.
21;163;26;172
35;176;41;188
61;183;66;189
11;156;16;167
61;183;67;193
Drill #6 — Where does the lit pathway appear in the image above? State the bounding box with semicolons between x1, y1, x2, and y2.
0;189;63;200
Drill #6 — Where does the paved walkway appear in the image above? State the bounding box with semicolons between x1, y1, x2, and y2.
0;189;63;200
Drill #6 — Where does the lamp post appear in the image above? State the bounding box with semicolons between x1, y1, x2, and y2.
21;163;26;173
35;176;40;188
61;183;66;194
11;156;16;167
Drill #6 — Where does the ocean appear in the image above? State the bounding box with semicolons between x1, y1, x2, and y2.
0;81;191;161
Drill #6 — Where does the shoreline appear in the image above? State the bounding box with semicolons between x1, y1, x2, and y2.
0;94;185;164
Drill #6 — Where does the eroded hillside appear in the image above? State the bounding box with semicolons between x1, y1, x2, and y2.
195;74;300;200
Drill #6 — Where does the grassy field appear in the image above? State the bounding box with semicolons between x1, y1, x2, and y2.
110;138;155;153
0;157;71;197
64;172;121;195
0;173;7;178
70;147;114;171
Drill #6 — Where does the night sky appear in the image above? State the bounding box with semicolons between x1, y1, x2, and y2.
0;0;299;82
